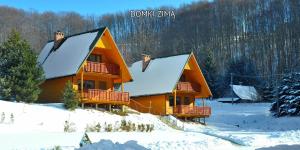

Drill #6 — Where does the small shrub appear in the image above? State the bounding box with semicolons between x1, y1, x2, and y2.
149;124;154;132
132;123;136;131
137;124;142;131
140;124;145;132
62;80;79;110
1;112;5;123
51;146;62;150
126;121;132;132
146;124;150;132
64;120;76;132
112;110;128;116
120;119;127;130
105;124;113;132
10;113;14;123
86;123;101;132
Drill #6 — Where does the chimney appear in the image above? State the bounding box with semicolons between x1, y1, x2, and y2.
53;31;64;49
142;54;151;72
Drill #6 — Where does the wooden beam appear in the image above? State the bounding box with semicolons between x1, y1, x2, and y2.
81;65;84;97
121;71;124;92
174;90;177;106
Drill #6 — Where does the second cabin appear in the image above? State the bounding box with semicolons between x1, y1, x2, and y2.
37;27;132;110
125;53;212;119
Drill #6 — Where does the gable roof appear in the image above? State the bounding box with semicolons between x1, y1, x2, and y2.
38;28;105;79
124;54;189;97
232;85;258;101
124;53;212;97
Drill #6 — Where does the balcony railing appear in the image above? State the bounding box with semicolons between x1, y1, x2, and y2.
173;105;211;117
85;61;120;75
81;89;129;104
176;82;198;92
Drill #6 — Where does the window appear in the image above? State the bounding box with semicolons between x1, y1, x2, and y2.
184;97;190;105
99;81;107;90
77;80;95;90
176;96;181;105
169;96;174;107
87;54;102;62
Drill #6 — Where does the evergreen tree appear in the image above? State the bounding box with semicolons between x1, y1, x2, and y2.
202;49;218;97
0;30;44;102
261;85;275;102
271;73;300;116
62;80;79;110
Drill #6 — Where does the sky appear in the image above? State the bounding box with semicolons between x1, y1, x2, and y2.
0;0;200;16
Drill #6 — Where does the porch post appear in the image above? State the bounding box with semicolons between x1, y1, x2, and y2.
121;72;124;92
81;65;84;97
174;90;177;106
109;104;112;112
95;104;98;109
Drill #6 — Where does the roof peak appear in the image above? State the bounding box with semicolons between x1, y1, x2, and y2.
47;27;107;43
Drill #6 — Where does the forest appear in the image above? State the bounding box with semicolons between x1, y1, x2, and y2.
0;0;300;98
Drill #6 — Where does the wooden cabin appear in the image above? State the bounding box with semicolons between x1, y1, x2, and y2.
125;53;212;119
37;27;132;110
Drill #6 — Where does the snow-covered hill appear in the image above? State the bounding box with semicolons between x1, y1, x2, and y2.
0;100;236;150
0;100;300;150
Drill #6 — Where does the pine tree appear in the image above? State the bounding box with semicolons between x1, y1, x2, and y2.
261;85;275;102
62;80;79;110
202;49;218;97
271;73;300;116
0;30;44;102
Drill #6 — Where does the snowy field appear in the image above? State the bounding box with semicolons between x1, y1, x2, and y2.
0;100;299;149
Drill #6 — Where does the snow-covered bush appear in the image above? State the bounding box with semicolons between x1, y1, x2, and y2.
261;86;275;102
64;120;76;132
10;113;14;123
1;112;5;123
271;73;300;116
104;123;113;132
85;123;101;132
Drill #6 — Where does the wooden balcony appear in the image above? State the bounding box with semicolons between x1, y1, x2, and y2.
80;89;129;105
85;61;120;75
173;105;211;117
176;82;198;92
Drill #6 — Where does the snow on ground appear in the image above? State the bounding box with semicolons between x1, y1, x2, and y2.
86;131;240;150
181;100;300;149
1;99;300;149
0;100;237;150
0;100;169;133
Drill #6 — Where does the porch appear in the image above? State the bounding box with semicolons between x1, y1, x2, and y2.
176;82;199;93
173;105;211;117
80;89;129;105
84;61;120;76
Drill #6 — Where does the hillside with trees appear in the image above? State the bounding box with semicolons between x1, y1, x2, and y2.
0;0;300;97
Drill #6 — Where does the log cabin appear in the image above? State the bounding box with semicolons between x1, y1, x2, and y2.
125;53;212;119
37;27;132;110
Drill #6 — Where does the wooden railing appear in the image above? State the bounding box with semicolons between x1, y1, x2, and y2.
81;89;129;104
176;82;197;92
85;61;120;75
173;105;211;116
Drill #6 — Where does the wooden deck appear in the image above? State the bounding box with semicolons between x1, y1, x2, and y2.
80;89;129;105
173;105;211;117
176;82;198;93
85;61;120;75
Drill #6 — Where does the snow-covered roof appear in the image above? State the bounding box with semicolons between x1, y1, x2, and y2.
38;28;105;79
232;85;258;101
216;98;240;102
124;54;190;97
